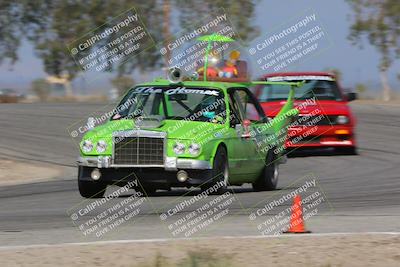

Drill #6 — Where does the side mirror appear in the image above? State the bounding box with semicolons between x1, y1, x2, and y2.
347;92;357;102
241;119;252;138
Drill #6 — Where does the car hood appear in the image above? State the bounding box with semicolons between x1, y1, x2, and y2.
261;100;352;117
83;119;225;140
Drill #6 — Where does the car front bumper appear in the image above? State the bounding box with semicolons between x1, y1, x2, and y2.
77;156;213;188
285;125;356;148
77;156;212;170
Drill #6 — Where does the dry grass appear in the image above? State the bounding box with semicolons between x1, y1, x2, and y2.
138;251;233;267
1;234;400;267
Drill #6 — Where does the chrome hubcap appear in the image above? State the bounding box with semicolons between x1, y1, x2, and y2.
272;163;279;184
223;162;229;186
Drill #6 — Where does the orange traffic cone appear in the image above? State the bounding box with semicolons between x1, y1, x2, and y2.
284;195;311;233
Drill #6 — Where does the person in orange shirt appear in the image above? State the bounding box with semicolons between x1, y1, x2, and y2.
219;50;240;78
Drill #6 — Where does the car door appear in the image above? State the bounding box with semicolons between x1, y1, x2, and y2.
226;87;266;182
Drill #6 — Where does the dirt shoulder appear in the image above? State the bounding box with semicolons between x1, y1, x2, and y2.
0;159;63;186
0;233;399;267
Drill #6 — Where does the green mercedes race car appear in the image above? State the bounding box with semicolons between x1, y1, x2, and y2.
77;34;301;198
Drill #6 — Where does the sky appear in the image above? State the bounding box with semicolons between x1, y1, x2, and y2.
0;0;398;95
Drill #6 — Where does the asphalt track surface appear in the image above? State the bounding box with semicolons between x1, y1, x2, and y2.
0;102;399;246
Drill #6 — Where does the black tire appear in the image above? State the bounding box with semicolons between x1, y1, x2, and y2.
78;180;107;198
252;150;279;191
201;146;228;195
137;185;157;197
336;146;358;155
78;166;107;198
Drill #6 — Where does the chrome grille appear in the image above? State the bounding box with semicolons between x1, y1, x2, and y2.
113;136;164;166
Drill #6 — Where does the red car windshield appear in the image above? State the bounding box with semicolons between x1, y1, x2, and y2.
257;79;343;101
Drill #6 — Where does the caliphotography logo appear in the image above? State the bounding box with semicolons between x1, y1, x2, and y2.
248;173;332;236
249;9;333;72
67;178;148;239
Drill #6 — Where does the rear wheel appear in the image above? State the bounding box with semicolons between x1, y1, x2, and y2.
201;146;228;195
252;151;279;191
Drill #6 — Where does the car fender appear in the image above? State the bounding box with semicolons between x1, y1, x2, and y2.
209;141;227;168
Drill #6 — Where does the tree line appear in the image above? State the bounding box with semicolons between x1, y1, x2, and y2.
0;0;398;100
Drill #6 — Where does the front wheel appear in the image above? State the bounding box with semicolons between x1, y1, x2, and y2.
252;151;279;191
78;180;107;198
201;146;228;195
78;166;107;198
137;185;157;197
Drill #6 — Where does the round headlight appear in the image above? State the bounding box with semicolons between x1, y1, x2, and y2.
173;142;185;155
336;115;349;125
82;140;93;153
96;140;107;153
188;143;201;156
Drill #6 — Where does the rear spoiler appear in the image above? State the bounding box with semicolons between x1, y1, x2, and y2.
236;81;306;155
241;80;305;102
244;81;306;134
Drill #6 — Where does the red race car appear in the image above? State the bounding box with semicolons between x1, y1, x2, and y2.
253;72;357;154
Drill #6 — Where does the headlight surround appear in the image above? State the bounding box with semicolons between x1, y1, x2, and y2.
173;142;185;155
188;143;201;156
96;140;107;153
82;140;93;153
336;115;349;125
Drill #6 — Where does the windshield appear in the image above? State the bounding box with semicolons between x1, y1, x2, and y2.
257;79;343;101
112;86;226;123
